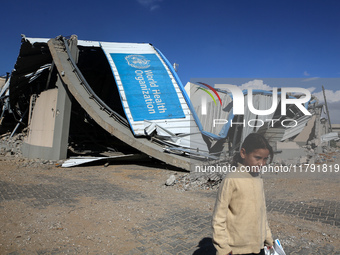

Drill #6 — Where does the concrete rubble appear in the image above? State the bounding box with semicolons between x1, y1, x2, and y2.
0;130;63;167
0;131;25;157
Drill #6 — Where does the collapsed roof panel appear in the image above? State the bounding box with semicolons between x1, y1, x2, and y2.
100;42;196;136
281;115;312;141
0;35;219;170
42;36;212;169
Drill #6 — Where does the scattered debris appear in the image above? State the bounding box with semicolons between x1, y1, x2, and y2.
165;171;225;191
0;130;26;157
165;174;177;186
61;154;143;168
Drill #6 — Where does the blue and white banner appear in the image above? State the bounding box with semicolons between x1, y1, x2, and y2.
110;53;185;121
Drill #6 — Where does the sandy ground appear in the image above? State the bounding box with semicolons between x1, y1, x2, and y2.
0;154;339;254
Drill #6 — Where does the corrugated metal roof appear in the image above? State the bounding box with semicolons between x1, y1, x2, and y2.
281;115;312;141
25;37;101;47
100;42;199;137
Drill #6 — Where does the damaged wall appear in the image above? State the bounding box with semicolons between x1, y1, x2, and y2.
25;89;58;147
22;72;72;160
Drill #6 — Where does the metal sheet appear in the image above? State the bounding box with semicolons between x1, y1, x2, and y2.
109;53;185;121
100;42;196;136
281;115;312;141
22;37;200;137
321;132;339;142
62;154;135;167
25;36;101;47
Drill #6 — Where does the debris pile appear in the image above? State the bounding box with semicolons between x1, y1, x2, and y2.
0;130;26;157
165;167;228;191
0;130;64;168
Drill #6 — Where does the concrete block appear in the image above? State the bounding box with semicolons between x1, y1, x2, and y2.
276;141;300;150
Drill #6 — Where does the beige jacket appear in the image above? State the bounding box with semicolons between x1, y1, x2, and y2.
212;166;273;255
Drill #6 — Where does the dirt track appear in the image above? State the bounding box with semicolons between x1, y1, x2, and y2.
0;155;339;254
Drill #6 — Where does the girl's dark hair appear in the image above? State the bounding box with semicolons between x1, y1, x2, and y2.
232;133;273;166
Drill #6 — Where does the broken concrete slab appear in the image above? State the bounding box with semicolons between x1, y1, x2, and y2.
294;115;316;144
276;141;300;150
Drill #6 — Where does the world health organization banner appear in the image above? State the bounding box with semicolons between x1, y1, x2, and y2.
110;53;185;121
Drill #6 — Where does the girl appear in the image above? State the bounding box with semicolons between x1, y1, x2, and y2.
212;133;274;255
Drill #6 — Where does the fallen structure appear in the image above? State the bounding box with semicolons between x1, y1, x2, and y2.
1;35;220;170
186;82;339;165
1;35;338;171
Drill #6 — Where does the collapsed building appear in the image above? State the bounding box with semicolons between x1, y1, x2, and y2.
0;35;216;170
186;82;339;166
0;35;338;171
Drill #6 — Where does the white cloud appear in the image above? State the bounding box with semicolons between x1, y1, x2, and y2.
313;89;340;103
237;80;317;96
232;77;340;124
239;79;272;91
219;80;340;124
327;101;340;124
312;89;340;124
304;71;310;76
136;0;162;11
302;77;319;82
306;87;316;93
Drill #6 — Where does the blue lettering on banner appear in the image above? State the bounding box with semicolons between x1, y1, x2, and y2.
110;53;185;121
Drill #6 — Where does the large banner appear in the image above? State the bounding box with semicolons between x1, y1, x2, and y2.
110;53;185;121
